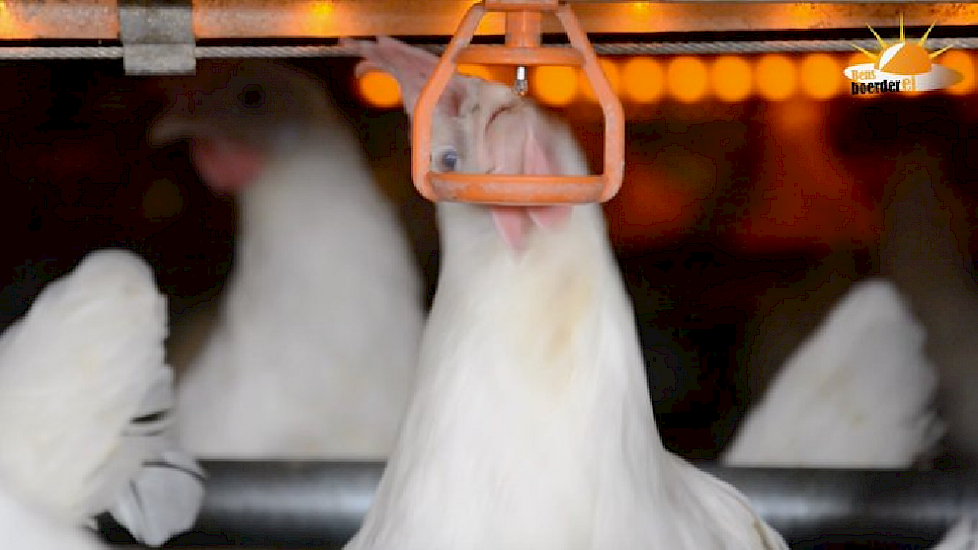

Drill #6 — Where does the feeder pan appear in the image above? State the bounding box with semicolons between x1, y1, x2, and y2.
411;0;625;205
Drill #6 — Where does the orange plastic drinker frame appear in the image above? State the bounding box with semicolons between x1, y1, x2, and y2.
411;0;625;205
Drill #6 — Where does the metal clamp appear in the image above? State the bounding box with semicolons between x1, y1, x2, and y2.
118;0;195;75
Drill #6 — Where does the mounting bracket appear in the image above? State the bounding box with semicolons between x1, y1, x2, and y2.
118;0;195;75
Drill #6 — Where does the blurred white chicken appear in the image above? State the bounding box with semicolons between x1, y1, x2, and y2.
721;188;962;545
727;275;976;549
0;248;204;546
150;60;424;458
343;36;786;550
723;277;942;468
0;480;109;550
931;516;978;550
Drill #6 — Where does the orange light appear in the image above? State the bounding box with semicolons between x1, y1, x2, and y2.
296;1;335;34
532;65;578;107
666;56;708;103
755;54;797;101
631;2;653;15
800;53;841;99
0;1;22;37
787;4;820;27
308;1;333;17
710;55;752;102
621;57;664;103
458;64;494;81
579;58;620;101
358;70;401;109
938;50;975;95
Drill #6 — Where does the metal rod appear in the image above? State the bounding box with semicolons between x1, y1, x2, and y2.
698;465;978;545
2;36;978;62
96;461;978;548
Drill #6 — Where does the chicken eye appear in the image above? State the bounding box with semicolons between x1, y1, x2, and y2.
238;84;265;108
436;149;459;172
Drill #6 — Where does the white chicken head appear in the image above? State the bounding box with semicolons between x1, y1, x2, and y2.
344;36;580;253
148;60;339;193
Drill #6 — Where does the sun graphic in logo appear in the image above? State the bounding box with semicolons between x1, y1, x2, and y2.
845;15;962;95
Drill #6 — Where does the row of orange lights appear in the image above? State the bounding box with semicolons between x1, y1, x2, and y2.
357;50;976;108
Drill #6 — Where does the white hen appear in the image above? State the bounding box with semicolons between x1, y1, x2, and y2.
720;190;955;545
723;277;942;468
0;480;109;550
931;517;978;550
150;61;424;459
342;36;787;550
0;248;204;546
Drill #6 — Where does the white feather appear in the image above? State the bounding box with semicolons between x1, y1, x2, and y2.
160;62;424;459
720;253;950;547
0;480;109;550
345;36;787;550
0;248;203;545
724;277;942;468
932;517;978;550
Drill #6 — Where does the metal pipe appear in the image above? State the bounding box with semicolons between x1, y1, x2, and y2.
97;461;978;548
698;465;978;545
4;35;978;63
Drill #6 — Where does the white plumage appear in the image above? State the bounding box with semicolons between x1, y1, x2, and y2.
931;517;978;550
343;36;786;550
0;481;109;550
151;61;424;459
724;277;942;468
722;277;962;548
0;248;203;546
